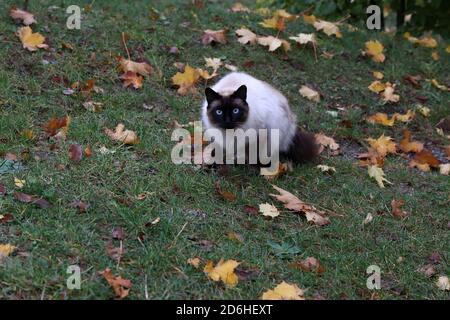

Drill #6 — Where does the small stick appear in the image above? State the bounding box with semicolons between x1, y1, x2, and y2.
121;32;131;60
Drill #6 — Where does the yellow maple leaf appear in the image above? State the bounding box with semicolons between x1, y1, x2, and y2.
313;19;342;38
365;40;385;63
204;258;240;287
0;244;16;258
261;281;305;300
235;28;257;45
372;71;384;80
368;80;386;93
299;85;320;102
367;134;396;157
417;105;430;117
14;177;25;188
368;165;391;188
172;64;200;95
259;203;280;218
104;123;139;145
393;110;414;122
17;26;49;51
257;36;290;52
367;113;395;126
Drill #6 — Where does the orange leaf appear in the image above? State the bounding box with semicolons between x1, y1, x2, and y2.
412;149;440;168
391;199;408;218
399;130;424;153
120;71;143;89
100;268;131;298
44;116;70;136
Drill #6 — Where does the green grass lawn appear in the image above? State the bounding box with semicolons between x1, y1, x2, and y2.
0;0;449;299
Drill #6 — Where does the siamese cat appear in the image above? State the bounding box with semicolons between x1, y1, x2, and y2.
201;72;317;165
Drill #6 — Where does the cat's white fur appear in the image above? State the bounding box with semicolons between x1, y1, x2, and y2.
201;72;297;152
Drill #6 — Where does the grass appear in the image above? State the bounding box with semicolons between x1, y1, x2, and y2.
0;0;449;300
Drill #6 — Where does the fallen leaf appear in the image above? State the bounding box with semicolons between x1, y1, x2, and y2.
14;177;25;188
381;83;400;102
412;149;440;168
419;264;436;278
316;165;336;173
10;7;36;25
201;29;228;45
315;133;339;153
372;71;384;79
290;257;325;274
120;71;143;89
416;105;430;117
399;130;424;153
270;185;330;226
313;19;342;38
436;276;450;291
69;200;88;213
236;28;257;45
172;64;200;95
17;26;48;51
431;51;440;61
393;110;414;122
368;80;386;93
100;268;132;298
231;3;250;13
289;33;316;45
0;244;16;258
187;257;200;268
363;212;374;225
118;56;152;76
204;57;222;71
0;213;14;224
261;281;305;300
368;165;391;188
367;113;395;126
259;203;280;218
68;144;83;163
215;182;237;202
104;123;139;145
439;163;450;175
403;74;422;88
391;199;408;218
227;232;244;243
365;40;385;63
204;258;240;287
261;162;291;180
367;135;396;157
44;116;71;137
429;79;448;91
224;64;238;72
299;85;320;102
257;36;290;52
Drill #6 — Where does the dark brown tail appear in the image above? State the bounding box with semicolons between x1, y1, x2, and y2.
285;128;318;163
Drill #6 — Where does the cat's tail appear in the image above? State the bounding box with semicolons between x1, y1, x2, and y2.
285;128;318;163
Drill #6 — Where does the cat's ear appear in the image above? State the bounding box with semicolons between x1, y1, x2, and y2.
205;87;220;104
232;85;247;101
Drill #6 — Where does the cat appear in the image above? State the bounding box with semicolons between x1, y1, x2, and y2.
201;72;317;165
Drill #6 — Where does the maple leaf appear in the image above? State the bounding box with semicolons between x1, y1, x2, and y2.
17;26;48;51
302;14;317;25
368;80;386;93
257;36;290;52
368;165;391;188
104;123;140;145
366;135;396;157
416;105;430;117
259;203;280;218
201;29;228;45
204;57;222;71
261;281;305;300
315;133;339;153
235;28;257;45
365;40;385;63
381;83;400;102
118;56;152;76
313;19;342;38
231;3;250;13
187;257;200;268
172;64;200;95
393;110;414;122
367;113;395;126
0;244;16;258
100;268;132;298
44;116;71;137
14;177;25;188
299;85;320;102
372;71;384;79
120;71;143;89
289;33;316;45
270;185;330;226
196;68;218;80
409;149;440;172
399;130;424;153
391;199;408;218
290;257;325;274
10;7;36;25
204;258;240;287
404;33;438;48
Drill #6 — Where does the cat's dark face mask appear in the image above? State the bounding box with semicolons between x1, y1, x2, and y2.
205;85;249;130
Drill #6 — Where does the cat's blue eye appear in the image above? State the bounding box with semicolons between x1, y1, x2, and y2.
233;108;240;114
216;109;223;116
